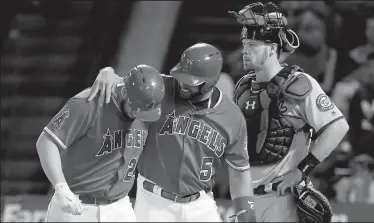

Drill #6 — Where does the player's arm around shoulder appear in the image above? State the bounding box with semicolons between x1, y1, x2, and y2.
87;67;124;105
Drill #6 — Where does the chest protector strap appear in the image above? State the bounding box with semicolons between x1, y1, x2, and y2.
238;65;313;166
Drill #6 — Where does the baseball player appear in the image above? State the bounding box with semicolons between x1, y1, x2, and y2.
87;43;256;222
228;2;350;222
36;64;165;222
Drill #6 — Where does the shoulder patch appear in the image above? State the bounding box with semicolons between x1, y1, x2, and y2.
52;109;70;129
316;94;335;111
282;73;312;99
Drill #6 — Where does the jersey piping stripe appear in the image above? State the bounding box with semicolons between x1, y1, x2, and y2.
313;116;345;139
224;158;250;171
213;88;223;109
43;127;68;150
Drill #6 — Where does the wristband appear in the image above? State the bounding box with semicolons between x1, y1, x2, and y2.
231;196;256;222
54;182;69;190
297;152;320;176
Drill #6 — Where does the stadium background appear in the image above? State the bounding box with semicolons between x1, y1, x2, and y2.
1;0;374;222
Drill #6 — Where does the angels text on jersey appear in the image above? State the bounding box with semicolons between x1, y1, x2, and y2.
97;128;147;156
158;110;227;158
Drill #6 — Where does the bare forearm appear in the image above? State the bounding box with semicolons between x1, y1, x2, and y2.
230;169;254;198
36;132;67;186
229;168;256;222
310;118;349;161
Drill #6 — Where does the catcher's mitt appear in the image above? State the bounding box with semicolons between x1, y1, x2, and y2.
293;180;333;223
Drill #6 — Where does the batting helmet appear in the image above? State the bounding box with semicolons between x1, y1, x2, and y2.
170;43;223;95
125;64;165;122
228;2;299;53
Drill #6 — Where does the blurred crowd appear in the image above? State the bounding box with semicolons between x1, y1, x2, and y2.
215;1;374;204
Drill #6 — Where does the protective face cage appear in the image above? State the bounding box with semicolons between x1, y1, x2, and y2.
229;2;300;53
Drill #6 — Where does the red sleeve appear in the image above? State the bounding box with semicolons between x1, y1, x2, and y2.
223;115;250;171
43;98;94;149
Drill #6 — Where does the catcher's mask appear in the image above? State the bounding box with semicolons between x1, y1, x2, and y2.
228;2;300;54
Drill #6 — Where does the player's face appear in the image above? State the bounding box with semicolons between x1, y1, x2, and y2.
242;39;270;71
178;82;202;100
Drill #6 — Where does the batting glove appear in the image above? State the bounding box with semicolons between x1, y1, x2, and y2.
54;183;83;215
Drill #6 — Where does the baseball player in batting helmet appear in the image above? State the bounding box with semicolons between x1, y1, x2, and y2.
229;2;349;222
87;43;257;222
36;64;164;222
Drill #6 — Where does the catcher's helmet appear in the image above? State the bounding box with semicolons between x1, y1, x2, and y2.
125;64;165;122
229;2;299;53
170;43;223;94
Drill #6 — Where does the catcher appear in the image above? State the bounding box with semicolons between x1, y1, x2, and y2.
229;2;349;222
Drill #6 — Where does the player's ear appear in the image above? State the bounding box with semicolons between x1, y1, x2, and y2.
120;84;127;99
269;43;277;57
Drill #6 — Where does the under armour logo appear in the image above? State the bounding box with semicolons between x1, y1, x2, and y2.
245;100;256;110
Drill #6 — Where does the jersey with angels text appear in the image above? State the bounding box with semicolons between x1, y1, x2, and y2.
137;76;249;196
43;88;148;200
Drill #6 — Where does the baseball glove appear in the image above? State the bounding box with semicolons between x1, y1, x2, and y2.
293;181;333;223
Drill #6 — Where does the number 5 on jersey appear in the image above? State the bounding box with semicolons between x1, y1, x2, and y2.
123;157;137;182
199;157;213;181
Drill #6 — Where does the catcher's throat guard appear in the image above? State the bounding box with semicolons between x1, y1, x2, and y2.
228;2;300;53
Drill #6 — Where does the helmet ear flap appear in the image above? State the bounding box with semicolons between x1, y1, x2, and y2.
200;75;219;95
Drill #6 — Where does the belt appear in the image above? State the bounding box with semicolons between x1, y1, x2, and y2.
254;182;285;195
78;195;120;205
142;180;201;203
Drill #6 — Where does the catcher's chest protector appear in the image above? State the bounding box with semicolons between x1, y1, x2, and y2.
234;66;310;166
